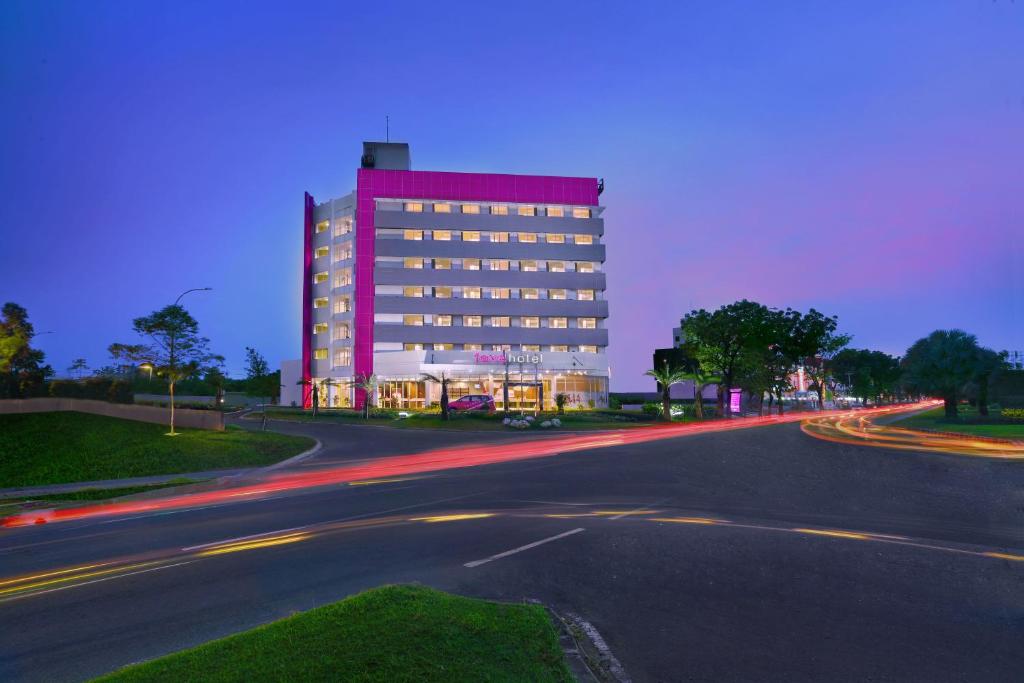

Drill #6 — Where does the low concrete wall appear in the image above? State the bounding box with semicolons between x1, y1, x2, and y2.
0;398;224;431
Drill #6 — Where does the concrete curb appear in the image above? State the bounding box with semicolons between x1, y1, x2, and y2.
528;600;630;683
259;438;323;472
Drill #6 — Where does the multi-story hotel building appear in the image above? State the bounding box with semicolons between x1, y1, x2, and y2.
281;142;609;412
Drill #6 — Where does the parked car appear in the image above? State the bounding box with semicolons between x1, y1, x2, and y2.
448;394;495;413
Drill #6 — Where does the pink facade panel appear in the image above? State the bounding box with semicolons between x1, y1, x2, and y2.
352;169;599;410
301;192;315;409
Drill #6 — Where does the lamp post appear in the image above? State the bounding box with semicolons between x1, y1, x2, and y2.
139;362;154;381
174;287;212;306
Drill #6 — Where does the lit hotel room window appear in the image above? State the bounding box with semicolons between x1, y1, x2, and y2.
577;289;595;301
490;259;509;271
433;258;451;270
404;315;424;326
435;343;454;350
462;204;480;214
465;343;483;350
518;205;536;217
518;232;537;243
574;233;593;245
404;229;423;241
335;219;352;237
404;343;425;351
404;257;424;269
334;323;349;340
521;260;538;272
521;288;539;300
464;258;481;271
572;207;591;219
433;203;451;213
463;230;480;242
548;261;565;273
522;345;541;352
576;262;594;273
313;322;328;334
432;230;452;241
547;206;564;217
550;289;567;300
403;286;424;298
334;268;352;287
492;344;512;351
464;287;482;299
490;231;509;242
579;345;598;353
313;297;328;309
464;315;482;327
578;317;597;329
491;205;508;215
314;271;329;284
434;286;452;299
550;345;569;352
491;316;510;327
316;221;329;233
545;233;565;244
334;244;352;261
550;317;568;329
333;349;352;367
315;246;329;258
313;348;328;360
490;288;510;299
334;297;352;313
434;315;452;327
405;202;423;212
521;316;540;328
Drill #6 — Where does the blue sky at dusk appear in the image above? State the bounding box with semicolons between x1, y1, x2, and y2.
1;1;1021;390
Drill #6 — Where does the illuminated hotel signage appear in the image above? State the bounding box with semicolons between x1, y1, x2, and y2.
473;352;543;365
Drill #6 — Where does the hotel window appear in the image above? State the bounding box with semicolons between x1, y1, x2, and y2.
547;206;564;218
492;344;512;351
433;258;451;270
518;205;536;217
404;257;424;269
521;260;538;272
404;229;423;241
315;220;329;233
404;315;424;326
334;243;352;261
313;297;329;309
577;289;595;301
491;287;510;299
432;230;452;241
490;231;509;242
550;345;569;352
521;316;540;328
550;289;567;300
491;316;510;327
576;262;595;273
462;204;480;214
334;296;352;313
579;345;598;353
572;207;591;219
333;323;350;340
403;286;424;298
333;348;352;367
464;315;482;327
574;233;594;245
405;202;423;212
433;202;451;213
314;348;328;360
434;286;452;299
334;219;352;237
464;287;482;299
315;246;329;259
548;261;565;273
313;322;328;335
578;317;597;329
491;204;508;216
518;232;537;243
490;259;509;271
521;288;539;300
522;345;541;352
545;233;565;244
464;343;483;350
334;268;352;287
403;343;425;351
434;315;452;327
434;343;454;351
550;317;568;329
314;271;329;284
462;230;480;242
463;258;481;271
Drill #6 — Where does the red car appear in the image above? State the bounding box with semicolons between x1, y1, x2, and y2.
448;394;495;413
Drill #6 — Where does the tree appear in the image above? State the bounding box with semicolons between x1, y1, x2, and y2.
112;304;218;435
204;364;227;406
832;348;901;406
295;377;321;417
790;308;850;410
969;348;1006;417
353;373;378;419
681;300;771;416
244;347;278;403
68;358;89;379
555;393;568;415
902;329;981;419
0;302;53;398
422;372;451;420
645;360;690;420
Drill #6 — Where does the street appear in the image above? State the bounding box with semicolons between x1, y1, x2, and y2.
1;418;1022;682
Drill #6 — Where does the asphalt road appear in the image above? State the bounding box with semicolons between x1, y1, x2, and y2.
1;418;1022;682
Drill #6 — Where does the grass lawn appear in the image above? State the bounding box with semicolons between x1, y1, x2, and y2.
0;412;315;488
0;478;201;517
894;407;1024;439
95;585;572;683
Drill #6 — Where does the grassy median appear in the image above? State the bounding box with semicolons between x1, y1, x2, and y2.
95;585;572;682
0;412;315;488
895;406;1024;439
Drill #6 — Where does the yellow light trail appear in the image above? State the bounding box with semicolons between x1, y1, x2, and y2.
0;561;160;596
409;513;495;523
649;517;723;525
0;562;111;588
984;552;1024;562
792;528;871;540
197;533;312;556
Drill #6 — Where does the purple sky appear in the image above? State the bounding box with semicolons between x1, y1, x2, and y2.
1;1;1021;391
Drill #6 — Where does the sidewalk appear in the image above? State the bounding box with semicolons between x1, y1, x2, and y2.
0;469;252;500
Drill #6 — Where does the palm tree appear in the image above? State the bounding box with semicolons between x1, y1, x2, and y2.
68;358;88;379
353;373;378;419
682;366;722;420
645;361;690;421
421;372;451;420
295;377;320;417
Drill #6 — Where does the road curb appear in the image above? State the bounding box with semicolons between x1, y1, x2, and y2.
259;438;323;472
529;600;630;682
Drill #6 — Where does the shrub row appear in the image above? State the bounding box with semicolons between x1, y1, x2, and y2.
49;378;133;404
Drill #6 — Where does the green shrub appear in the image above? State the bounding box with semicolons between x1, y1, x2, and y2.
642;402;662;417
1003;407;1024;420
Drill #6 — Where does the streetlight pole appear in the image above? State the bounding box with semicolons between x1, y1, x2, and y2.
174;287;212;306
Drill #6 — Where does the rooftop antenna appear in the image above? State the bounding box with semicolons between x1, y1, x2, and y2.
386;115;390;142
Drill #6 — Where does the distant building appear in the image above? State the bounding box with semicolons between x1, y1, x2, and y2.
651;332;717;401
1006;351;1023;371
